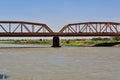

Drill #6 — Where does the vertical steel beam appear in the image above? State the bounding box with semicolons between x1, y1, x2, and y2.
21;23;23;33
9;23;11;33
32;24;34;33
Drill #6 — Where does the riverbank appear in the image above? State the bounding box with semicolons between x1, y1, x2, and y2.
61;39;120;47
0;39;120;47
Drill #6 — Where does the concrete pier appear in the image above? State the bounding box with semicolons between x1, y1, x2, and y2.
52;36;61;47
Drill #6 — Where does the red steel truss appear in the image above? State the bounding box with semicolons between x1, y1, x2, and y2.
0;21;54;37
59;22;120;36
0;21;120;37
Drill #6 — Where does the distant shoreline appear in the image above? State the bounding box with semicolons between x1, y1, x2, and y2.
0;39;120;47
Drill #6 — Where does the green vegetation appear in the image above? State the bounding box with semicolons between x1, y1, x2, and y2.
61;37;120;46
112;36;120;41
0;37;120;47
0;39;52;45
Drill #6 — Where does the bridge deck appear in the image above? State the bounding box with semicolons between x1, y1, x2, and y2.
0;32;120;37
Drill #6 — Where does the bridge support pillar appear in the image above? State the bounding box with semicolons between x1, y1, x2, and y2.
52;36;61;47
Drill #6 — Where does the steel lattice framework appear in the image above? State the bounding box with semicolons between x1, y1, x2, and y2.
0;21;53;33
0;21;53;37
60;22;120;33
59;22;120;36
0;21;120;37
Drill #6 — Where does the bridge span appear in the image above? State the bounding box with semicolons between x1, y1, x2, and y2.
0;21;120;47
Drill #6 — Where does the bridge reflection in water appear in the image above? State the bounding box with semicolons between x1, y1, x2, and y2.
0;21;120;47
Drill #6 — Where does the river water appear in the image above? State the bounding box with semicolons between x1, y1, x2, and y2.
0;44;120;80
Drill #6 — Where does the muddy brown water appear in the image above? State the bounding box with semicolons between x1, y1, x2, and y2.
0;44;120;80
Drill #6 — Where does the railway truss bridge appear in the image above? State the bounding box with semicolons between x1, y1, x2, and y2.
0;21;120;47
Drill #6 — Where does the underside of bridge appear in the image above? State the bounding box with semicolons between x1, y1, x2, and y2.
0;21;120;47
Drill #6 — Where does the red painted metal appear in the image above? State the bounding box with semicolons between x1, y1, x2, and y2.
0;21;120;37
60;22;120;33
0;21;53;33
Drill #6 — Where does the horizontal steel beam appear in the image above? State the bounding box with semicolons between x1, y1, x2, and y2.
0;21;46;25
68;22;120;25
0;33;120;37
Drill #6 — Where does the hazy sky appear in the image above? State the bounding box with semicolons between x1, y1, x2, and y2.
0;0;120;31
